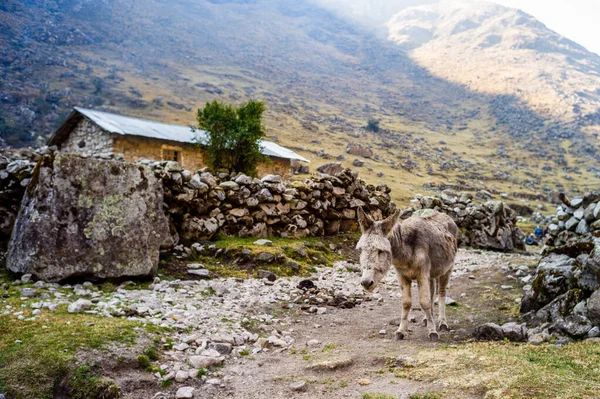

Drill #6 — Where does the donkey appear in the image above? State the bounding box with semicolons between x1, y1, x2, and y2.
356;208;459;341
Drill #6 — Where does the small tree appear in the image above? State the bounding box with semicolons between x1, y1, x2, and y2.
196;100;267;176
366;118;380;133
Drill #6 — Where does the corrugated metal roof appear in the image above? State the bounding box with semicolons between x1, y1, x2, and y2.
73;107;310;163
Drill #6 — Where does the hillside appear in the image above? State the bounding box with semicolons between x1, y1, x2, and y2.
1;0;599;206
387;0;600;159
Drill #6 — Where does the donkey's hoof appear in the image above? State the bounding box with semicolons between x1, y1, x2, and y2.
421;318;428;327
439;323;449;332
429;332;439;342
395;331;407;341
409;316;418;323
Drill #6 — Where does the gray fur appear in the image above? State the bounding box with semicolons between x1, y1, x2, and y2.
356;208;459;341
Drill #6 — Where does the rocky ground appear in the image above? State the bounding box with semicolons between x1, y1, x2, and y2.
1;248;550;399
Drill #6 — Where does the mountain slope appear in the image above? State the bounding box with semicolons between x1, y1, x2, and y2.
387;0;600;139
1;0;599;205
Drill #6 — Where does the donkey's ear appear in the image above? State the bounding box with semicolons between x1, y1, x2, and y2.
381;209;401;236
357;207;374;232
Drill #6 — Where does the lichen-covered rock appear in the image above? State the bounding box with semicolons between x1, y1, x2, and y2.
520;254;577;313
521;236;600;340
6;155;169;282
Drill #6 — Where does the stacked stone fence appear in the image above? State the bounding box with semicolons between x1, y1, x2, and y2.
143;160;397;244
403;190;525;251
544;192;600;247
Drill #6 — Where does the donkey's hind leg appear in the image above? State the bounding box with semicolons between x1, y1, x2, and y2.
417;275;438;341
422;278;436;327
437;269;452;331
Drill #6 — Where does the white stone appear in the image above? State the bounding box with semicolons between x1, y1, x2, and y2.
175;370;188;383
176;387;195;399
68;299;92;313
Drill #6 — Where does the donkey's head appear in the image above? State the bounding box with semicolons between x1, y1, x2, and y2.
355;208;401;292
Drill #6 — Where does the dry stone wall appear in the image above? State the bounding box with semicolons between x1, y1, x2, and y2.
510;192;600;343
404;190;525;251
141;159;397;244
544;192;600;247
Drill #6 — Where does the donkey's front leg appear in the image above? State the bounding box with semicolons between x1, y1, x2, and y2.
417;275;438;342
395;275;412;340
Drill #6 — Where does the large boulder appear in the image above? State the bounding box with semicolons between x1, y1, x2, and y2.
520;254;577;313
316;163;343;176
346;143;373;159
6;155;169;282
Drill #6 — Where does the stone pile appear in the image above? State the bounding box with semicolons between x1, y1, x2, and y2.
143;160;396;243
404;190;525;251
544;192;600;247
0;150;43;246
519;237;600;342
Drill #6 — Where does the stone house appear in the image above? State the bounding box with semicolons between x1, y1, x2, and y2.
48;107;309;177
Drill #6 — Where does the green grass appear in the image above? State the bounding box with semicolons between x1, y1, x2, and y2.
197;368;208;377
322;343;338;352
409;394;440;399
362;394;397;399
411;341;600;399
189;234;349;279
67;364;121;399
0;272;160;399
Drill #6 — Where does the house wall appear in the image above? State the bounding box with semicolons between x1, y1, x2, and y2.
257;157;292;178
112;135;206;171
61;118;113;156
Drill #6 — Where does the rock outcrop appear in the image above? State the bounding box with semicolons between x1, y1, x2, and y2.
521;228;600;339
6;154;169;282
346;143;373;159
404;190;525;251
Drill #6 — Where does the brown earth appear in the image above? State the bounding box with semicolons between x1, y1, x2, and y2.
100;249;535;399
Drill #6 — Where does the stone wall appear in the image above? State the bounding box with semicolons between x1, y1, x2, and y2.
544;192;600;247
404;190;525;251
0;151;38;247
142;160;396;243
61;118;113;156
256;156;292;179
520;238;600;342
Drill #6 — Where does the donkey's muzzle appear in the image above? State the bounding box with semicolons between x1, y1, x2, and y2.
361;279;374;290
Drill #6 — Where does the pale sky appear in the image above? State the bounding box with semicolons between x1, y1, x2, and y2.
491;0;600;55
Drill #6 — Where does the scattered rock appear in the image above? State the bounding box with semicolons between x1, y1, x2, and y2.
289;381;307;392
175;387;194;399
68;299;92;314
253;239;273;246
307;357;353;371
257;270;277;282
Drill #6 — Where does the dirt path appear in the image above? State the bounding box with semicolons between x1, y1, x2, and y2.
194;250;536;399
